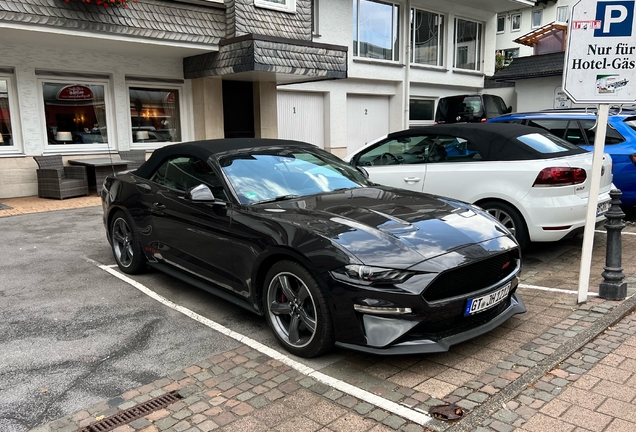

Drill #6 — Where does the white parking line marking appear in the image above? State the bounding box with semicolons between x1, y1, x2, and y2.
87;258;432;426
519;283;599;297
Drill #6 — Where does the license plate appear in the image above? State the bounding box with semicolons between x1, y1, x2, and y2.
465;283;511;316
597;200;610;216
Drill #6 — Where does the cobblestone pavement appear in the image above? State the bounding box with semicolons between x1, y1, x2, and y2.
7;196;636;432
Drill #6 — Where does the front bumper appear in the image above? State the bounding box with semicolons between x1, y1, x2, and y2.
335;292;525;355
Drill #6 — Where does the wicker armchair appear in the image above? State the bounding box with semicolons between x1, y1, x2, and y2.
118;150;147;170
33;155;89;200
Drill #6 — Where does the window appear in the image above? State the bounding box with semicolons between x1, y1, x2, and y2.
411;9;444;66
409;99;435;121
532;10;543;28
526;119;583;143
497;15;505;33
356;134;481;166
151;156;228;199
353;0;400;61
129;87;181;145
511;13;521;31
581;120;625;145
0;78;15;149
454;19;482;71
42;81;111;149
502;48;519;66
556;6;568;23
254;0;296;13
517;133;580;153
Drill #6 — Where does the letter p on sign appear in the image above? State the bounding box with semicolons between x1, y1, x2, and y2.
595;1;635;36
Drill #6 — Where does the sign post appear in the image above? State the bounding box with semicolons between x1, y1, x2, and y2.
563;0;636;303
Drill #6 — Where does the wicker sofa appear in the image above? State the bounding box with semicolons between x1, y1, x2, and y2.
33;155;89;200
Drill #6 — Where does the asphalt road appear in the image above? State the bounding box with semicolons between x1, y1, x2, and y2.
0;206;348;432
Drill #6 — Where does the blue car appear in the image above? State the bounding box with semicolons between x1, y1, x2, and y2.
489;109;636;206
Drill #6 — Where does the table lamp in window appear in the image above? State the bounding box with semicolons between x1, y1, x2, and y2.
56;132;73;143
136;130;150;142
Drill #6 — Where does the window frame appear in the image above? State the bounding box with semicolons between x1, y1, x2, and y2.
556;6;569;23
511;13;521;32
410;7;444;67
353;0;401;62
497;15;505;34
453;17;483;72
0;74;23;155
126;81;187;151
254;0;296;14
38;76;115;154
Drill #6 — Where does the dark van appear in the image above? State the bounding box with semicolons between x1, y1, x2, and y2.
435;94;512;124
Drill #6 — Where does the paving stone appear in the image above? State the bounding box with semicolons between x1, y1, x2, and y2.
382;415;406;429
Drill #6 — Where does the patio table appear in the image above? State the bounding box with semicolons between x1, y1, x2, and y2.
68;158;132;195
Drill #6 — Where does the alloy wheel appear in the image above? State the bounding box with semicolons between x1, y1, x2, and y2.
267;272;317;348
112;217;134;268
486;208;517;236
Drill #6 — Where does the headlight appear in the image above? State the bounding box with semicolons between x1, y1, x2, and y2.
330;265;414;285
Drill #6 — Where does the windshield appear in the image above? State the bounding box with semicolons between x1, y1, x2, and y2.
220;148;371;204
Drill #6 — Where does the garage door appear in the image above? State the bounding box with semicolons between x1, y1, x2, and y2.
346;95;390;154
277;91;324;148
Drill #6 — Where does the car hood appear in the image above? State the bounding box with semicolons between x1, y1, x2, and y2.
257;187;512;268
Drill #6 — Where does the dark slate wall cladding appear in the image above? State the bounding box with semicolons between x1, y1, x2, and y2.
184;37;346;79
0;0;226;45
232;0;311;41
253;40;345;76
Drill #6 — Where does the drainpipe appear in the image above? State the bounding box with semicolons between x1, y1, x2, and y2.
403;0;411;129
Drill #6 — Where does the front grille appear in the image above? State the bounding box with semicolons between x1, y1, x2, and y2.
423;251;517;302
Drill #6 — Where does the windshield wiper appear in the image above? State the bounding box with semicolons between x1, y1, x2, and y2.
253;194;301;204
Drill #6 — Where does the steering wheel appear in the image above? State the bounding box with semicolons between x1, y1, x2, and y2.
379;152;400;165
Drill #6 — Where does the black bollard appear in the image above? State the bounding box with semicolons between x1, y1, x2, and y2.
599;189;627;300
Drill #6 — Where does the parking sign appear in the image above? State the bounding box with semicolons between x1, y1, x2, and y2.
563;0;636;102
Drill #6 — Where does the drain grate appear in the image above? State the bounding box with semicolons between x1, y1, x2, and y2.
76;390;182;432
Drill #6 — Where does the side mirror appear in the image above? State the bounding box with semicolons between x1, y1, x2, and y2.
187;184;215;202
356;166;370;179
506;106;513;113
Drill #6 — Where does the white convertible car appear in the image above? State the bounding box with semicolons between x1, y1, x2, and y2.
345;123;613;249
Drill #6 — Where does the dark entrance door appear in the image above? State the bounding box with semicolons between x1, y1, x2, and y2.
223;80;255;138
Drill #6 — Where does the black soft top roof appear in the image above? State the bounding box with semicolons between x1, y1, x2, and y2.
135;138;316;178
387;123;587;161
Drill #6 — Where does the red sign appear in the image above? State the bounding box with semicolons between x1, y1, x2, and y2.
57;85;93;100
165;91;176;104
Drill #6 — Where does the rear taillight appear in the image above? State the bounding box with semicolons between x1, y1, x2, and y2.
480;118;487;123
629;154;636;167
533;167;587;187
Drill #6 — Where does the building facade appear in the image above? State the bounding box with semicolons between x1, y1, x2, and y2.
0;0;533;199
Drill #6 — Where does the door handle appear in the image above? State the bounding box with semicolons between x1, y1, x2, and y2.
403;177;421;183
152;202;166;210
136;183;152;192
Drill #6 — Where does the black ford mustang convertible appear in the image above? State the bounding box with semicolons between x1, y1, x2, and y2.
101;139;525;357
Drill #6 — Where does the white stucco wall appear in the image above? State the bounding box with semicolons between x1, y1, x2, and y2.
514;76;564;111
286;0;500;152
0;31;195;198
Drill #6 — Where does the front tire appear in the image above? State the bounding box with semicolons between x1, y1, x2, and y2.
481;200;529;250
264;261;334;357
110;210;147;274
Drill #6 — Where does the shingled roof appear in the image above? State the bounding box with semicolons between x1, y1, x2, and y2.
493;52;565;81
184;34;347;82
0;0;226;45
